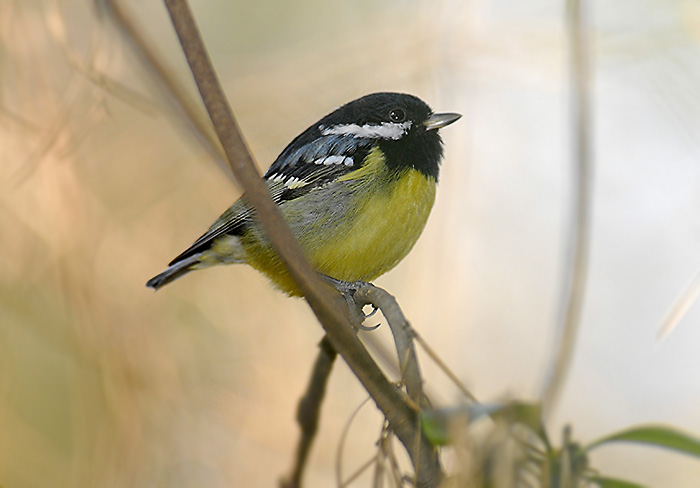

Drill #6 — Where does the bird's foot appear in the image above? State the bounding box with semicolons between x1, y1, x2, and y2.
322;276;379;330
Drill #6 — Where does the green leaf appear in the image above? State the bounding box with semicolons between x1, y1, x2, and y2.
421;402;544;447
421;409;450;446
465;402;509;421
587;475;648;488
585;424;700;458
492;401;543;435
421;407;471;446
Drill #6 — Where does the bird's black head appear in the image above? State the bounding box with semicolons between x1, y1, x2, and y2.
317;92;460;180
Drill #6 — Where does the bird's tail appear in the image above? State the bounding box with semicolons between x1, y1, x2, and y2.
146;254;203;290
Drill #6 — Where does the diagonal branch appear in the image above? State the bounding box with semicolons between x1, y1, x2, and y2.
161;1;442;485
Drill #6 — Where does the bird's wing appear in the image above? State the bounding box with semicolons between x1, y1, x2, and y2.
264;132;373;195
168;134;373;266
167;197;252;265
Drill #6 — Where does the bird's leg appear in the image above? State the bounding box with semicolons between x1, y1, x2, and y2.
322;276;380;330
323;276;369;296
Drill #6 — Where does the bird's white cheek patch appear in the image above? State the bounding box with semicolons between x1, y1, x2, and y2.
321;121;412;140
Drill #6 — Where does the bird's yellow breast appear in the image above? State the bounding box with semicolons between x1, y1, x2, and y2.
309;167;435;282
241;147;437;295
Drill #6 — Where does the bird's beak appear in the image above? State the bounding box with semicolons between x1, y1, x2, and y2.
424;112;462;131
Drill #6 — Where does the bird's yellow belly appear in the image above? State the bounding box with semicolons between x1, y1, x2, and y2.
310;169;436;282
242;168;436;296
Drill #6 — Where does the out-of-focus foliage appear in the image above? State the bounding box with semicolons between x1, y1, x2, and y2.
423;402;700;487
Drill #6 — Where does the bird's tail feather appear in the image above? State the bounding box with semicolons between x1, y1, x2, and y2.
146;254;203;290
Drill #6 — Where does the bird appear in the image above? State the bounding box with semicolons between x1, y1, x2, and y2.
146;92;460;296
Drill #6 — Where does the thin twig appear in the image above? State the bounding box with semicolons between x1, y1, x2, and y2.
353;284;429;409
162;2;442;484
384;430;406;488
657;267;700;341
281;337;337;488
336;397;372;487
99;0;230;178
413;331;478;403
372;421;390;488
541;0;594;416
340;456;379;488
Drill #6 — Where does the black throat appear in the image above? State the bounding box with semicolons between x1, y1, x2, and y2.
378;131;444;181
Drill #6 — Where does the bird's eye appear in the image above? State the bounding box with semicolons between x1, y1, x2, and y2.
389;108;406;122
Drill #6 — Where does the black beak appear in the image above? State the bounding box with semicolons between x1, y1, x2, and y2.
424;112;462;131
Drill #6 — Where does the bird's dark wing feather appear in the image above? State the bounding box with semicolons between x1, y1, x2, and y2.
168;133;373;266
167;199;252;266
264;133;372;189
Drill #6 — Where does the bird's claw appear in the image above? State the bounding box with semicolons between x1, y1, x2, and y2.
322;276;380;330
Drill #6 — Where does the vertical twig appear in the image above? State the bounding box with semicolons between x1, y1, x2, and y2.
541;0;594;415
282;337;337;488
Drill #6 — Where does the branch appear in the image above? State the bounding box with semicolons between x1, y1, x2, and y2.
282;337;337;488
99;0;230;178
161;1;442;485
353;284;430;409
285;284;440;487
541;0;594;415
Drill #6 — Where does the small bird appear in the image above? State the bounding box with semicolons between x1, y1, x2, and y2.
147;92;460;296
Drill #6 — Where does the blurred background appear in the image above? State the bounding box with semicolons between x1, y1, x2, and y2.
2;0;700;486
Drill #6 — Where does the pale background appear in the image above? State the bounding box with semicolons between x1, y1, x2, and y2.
2;0;700;486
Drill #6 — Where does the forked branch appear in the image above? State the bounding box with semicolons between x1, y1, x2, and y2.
159;1;442;485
